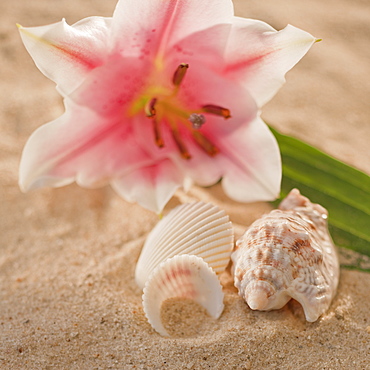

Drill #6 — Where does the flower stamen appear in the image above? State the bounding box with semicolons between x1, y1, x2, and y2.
172;63;189;87
202;104;231;119
168;119;191;160
145;97;157;117
152;118;164;148
192;131;219;157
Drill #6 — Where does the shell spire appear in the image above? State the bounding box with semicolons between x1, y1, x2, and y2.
231;189;340;322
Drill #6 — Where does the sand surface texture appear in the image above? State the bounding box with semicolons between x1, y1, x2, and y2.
1;0;370;369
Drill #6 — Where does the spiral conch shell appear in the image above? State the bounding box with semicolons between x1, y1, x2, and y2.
136;202;234;335
231;189;340;322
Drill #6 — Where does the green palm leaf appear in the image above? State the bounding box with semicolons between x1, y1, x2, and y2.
270;127;370;270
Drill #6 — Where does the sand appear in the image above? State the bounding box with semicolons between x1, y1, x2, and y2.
1;0;370;369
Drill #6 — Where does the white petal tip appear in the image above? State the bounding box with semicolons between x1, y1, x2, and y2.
19;172;75;194
18;182;28;193
18;176;36;193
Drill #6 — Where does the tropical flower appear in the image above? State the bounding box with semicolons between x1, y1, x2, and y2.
18;0;315;213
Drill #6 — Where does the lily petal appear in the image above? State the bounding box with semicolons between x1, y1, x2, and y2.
69;55;149;118
111;159;184;213
219;116;281;202
164;23;232;72
18;17;111;96
224;19;316;107
19;101;156;192
110;0;234;58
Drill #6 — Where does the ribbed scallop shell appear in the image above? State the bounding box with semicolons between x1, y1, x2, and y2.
135;202;234;289
142;254;224;336
231;189;340;322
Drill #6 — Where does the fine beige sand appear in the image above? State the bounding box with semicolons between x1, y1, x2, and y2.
1;0;370;369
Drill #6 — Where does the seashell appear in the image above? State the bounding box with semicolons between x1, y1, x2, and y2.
135;202;234;290
142;254;224;336
231;188;340;322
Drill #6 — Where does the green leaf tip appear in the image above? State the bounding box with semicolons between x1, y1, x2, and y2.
269;126;370;266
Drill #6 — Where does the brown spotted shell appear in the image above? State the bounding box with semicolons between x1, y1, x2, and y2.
231;189;339;322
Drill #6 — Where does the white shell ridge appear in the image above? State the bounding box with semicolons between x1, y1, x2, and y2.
135;202;234;289
142;254;224;336
231;189;340;322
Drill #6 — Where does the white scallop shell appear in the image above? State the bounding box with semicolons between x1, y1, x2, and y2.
142;254;224;336
231;189;340;322
135;202;234;289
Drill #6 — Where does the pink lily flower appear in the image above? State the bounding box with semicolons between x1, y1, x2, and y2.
18;0;315;213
